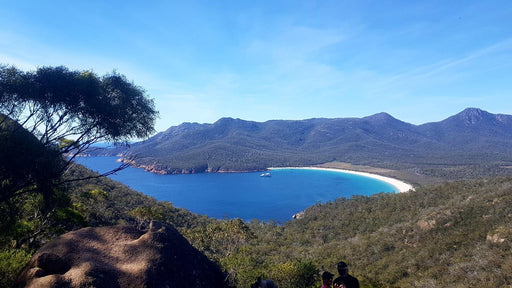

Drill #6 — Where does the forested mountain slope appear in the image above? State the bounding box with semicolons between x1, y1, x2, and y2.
105;108;512;177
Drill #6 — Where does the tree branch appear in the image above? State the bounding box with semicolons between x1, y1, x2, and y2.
58;161;131;185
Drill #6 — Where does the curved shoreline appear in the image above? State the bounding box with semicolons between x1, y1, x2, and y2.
269;167;414;193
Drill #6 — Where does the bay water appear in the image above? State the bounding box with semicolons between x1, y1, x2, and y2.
77;157;397;222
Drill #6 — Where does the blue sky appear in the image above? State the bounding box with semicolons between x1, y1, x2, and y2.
1;1;511;133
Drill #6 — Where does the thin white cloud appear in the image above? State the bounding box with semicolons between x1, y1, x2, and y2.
0;30;134;76
0;53;36;70
247;25;346;60
368;38;512;96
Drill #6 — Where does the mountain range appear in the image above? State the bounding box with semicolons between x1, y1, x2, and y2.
103;108;512;175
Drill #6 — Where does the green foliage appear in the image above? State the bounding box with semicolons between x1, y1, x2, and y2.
0;65;157;145
58;138;78;150
0;186;86;249
130;206;165;229
0;115;64;207
220;246;266;287
88;188;108;199
269;259;318;288
0;248;32;288
63;163;212;229
185;218;255;260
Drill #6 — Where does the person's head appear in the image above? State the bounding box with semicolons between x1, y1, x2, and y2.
337;261;349;276
250;277;261;288
251;277;277;288
322;271;334;286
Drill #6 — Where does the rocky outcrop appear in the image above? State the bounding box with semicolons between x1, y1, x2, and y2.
18;222;228;288
292;211;305;220
120;158;169;175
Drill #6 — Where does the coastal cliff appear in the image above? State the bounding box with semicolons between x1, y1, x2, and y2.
120;157;261;175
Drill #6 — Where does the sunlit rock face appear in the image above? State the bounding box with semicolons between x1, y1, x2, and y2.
18;222;228;288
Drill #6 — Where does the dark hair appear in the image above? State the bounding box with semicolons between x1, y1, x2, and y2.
322;271;334;280
337;261;348;274
251;277;277;288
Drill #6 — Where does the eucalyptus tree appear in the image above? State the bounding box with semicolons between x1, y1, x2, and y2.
0;65;158;207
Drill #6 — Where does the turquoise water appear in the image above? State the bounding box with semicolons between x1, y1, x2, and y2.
77;157;397;222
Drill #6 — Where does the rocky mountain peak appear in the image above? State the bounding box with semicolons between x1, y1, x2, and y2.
364;112;395;121
456;108;491;125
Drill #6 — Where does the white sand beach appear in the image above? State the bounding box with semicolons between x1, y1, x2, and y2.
269;167;414;193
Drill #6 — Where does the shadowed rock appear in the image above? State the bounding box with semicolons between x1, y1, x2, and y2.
18;221;228;288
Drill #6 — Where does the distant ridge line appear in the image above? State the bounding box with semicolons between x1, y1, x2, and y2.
95;108;512;176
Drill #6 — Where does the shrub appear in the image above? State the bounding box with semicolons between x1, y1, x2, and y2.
0;248;32;288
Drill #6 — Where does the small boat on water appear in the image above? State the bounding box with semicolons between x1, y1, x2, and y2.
260;172;271;177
